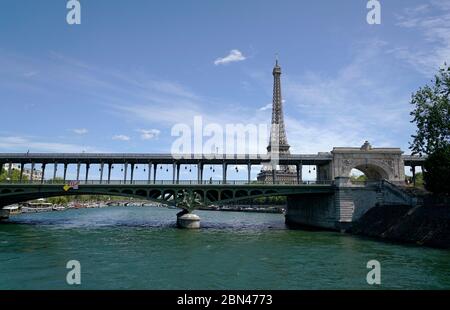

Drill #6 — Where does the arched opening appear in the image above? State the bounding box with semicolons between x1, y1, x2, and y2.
235;190;248;199
221;190;233;200
206;190;219;203
135;189;147;198
350;163;389;182
149;190;162;199
162;190;176;201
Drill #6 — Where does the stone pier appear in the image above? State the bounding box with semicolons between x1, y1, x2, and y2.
285;177;416;231
176;209;201;229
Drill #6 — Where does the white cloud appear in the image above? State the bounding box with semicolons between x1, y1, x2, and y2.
280;39;414;152
112;135;130;141
138;129;160;140
214;50;246;65
73;128;88;135
0;136;102;153
394;1;450;75
259;103;272;111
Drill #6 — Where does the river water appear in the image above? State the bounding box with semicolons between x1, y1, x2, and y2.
0;206;449;290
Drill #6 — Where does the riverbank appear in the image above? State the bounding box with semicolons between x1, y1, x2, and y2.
351;201;450;249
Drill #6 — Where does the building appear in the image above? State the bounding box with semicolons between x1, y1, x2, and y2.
257;60;297;183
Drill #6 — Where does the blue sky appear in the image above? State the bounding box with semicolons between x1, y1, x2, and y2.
0;0;449;179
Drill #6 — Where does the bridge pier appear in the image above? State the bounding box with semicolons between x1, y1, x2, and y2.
285;177;418;232
177;211;201;229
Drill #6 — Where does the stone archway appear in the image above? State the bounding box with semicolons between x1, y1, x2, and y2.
331;141;405;182
351;163;389;181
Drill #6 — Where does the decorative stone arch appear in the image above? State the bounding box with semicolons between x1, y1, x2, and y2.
331;141;405;182
343;160;391;180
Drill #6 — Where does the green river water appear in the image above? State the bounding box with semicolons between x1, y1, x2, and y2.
0;207;449;289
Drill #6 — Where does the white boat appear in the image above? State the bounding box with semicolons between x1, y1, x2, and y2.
4;205;21;215
52;206;66;211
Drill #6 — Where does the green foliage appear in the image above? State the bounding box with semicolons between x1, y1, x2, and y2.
350;174;368;182
410;65;450;156
253;196;286;205
406;172;424;187
0;168;29;182
410;65;450;194
423;145;450;194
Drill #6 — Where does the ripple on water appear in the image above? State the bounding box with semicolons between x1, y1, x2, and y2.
1;206;449;289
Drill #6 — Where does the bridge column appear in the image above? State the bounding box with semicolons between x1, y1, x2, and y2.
7;162;12;182
30;162;35;183
222;163;227;184
53;163;58;181
41;164;46;184
176;164;181;184
76;163;81;181
272;164;276;184
197;163;204;184
107;163;112;184
63;163;68;182
19;163;24;182
123;163;128;184
85;164;90;183
172;163;176;183
99;163;104;184
130;163;135;184
296;163;302;184
0;163;3;174
153;164;157;184
147;162;152;184
247;163;251;184
412;166;416;186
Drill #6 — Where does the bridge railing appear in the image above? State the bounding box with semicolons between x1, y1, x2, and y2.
0;179;334;186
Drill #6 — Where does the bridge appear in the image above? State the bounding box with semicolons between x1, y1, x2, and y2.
0;148;424;185
0;149;424;230
0;179;333;208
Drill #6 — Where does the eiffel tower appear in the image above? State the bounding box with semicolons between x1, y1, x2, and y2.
257;59;297;183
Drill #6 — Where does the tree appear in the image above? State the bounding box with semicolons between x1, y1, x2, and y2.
423;146;450;194
410;65;450;194
410;65;450;156
0;168;29;182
